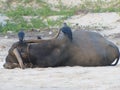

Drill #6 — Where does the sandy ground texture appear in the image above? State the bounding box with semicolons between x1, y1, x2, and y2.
0;12;120;90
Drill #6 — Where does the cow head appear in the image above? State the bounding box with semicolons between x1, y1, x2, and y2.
3;42;28;69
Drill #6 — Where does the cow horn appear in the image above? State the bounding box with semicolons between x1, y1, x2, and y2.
25;29;61;43
51;29;61;39
13;48;25;69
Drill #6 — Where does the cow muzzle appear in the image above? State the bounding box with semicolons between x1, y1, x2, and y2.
3;62;19;69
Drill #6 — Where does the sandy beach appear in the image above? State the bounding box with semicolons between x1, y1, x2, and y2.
0;12;120;90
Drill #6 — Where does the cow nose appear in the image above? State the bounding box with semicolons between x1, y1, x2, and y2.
3;63;19;69
3;63;12;69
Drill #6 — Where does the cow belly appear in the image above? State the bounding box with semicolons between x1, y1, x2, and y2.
64;45;105;66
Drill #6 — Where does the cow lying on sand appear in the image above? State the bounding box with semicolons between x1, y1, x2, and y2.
3;24;119;69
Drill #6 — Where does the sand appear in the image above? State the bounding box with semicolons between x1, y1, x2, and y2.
0;12;120;90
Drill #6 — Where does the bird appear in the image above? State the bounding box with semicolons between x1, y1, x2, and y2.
37;36;42;39
60;23;73;41
18;30;25;43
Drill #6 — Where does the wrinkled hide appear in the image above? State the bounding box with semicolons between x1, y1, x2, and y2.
3;30;119;69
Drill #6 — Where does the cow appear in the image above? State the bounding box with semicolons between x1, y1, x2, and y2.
3;24;119;69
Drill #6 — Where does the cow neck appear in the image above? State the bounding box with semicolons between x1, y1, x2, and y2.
26;43;33;67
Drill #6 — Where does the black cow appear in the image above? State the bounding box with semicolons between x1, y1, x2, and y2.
3;26;119;69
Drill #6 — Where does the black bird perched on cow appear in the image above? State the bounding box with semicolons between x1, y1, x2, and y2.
60;23;73;41
18;30;25;44
37;36;42;39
